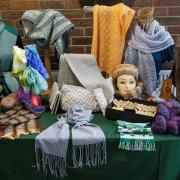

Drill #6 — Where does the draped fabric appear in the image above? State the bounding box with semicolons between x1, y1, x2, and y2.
91;3;135;75
125;20;174;96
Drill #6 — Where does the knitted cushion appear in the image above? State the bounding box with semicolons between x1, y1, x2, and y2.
60;84;101;112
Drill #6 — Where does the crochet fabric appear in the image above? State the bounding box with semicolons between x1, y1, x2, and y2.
125;20;174;96
91;3;135;75
35;106;106;177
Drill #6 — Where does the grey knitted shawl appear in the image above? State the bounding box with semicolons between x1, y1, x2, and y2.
35;106;106;177
20;10;74;56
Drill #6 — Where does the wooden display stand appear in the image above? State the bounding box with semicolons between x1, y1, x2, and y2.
41;48;53;97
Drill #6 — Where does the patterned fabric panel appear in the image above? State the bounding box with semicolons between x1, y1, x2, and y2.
61;84;100;112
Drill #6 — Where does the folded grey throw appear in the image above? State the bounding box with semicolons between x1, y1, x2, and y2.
58;54;114;103
35;106;106;177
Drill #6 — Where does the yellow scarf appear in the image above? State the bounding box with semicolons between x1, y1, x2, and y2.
91;3;135;76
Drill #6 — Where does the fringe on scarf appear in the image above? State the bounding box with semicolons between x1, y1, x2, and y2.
72;141;107;168
119;141;156;151
35;149;67;177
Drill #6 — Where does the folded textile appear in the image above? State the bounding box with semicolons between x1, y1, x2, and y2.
25;44;49;80
0;119;42;139
91;3;135;75
117;120;156;151
125;20;174;96
20;10;74;56
19;66;48;95
0;104;40;126
12;46;27;75
58;54;114;103
35;106;106;177
17;86;45;113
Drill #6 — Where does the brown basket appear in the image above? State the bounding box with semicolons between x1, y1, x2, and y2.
137;7;154;24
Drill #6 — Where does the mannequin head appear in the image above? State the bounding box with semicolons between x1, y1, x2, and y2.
117;74;137;92
113;64;143;99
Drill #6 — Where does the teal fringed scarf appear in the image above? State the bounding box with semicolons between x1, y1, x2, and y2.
116;120;156;151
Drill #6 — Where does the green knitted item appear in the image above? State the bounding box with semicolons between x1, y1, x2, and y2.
116;120;156;151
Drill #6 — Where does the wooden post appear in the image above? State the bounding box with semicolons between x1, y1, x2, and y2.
41;48;53;97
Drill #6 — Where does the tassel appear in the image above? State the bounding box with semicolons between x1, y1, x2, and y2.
72;142;107;168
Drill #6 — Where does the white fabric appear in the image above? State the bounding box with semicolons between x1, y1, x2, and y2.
125;20;174;96
128;20;174;53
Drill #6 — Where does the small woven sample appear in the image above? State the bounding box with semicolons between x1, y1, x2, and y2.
0;119;43;139
112;99;157;117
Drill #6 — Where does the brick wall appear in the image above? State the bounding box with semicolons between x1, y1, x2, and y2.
0;0;180;70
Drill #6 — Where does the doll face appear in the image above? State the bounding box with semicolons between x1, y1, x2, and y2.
117;75;136;91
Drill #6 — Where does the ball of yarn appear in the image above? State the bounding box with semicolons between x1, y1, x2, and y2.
168;99;180;109
157;103;170;120
151;115;167;134
170;116;180;121
169;109;180;119
164;101;173;109
167;120;179;135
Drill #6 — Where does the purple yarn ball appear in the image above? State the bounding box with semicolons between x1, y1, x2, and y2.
157;104;170;120
168;99;180;109
164;101;173;109
151;115;167;134
167;120;179;135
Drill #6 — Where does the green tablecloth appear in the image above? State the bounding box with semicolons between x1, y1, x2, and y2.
1;112;180;180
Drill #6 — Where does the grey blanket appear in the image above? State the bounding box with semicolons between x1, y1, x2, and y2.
58;54;114;103
20;10;74;56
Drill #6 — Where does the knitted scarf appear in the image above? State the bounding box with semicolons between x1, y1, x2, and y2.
116;120;156;151
20;10;74;56
91;3;135;75
35;106;106;177
125;20;174;96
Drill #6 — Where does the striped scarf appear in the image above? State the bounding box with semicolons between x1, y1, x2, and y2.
116;120;156;151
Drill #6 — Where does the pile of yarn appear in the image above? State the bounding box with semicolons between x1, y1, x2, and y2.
151;99;180;135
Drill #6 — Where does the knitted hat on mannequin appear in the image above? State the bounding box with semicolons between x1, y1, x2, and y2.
113;64;139;85
112;64;143;99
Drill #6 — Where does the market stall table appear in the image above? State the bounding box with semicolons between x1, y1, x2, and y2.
0;112;180;180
